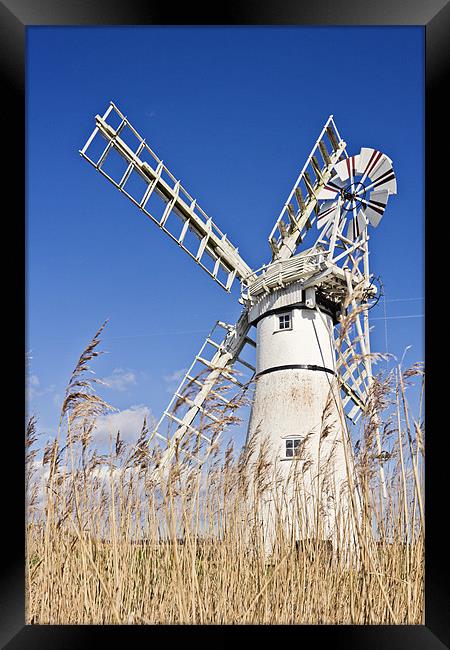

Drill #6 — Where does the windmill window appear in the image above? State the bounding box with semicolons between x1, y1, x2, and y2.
277;312;292;331
285;438;301;458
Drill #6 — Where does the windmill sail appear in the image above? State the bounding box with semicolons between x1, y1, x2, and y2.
80;102;254;292
151;312;255;473
268;115;347;262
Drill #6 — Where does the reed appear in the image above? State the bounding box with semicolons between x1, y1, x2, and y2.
26;322;424;625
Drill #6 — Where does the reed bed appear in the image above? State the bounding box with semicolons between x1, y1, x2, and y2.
26;321;424;625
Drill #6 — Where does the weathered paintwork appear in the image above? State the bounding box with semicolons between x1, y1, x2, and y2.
246;293;357;552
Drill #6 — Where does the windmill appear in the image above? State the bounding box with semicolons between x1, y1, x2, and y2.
79;102;397;547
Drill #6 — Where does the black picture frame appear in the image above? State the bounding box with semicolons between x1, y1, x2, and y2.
3;1;448;647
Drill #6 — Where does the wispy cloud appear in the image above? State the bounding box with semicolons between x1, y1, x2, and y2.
26;374;56;401
164;368;186;384
93;405;153;444
101;368;137;392
163;368;187;394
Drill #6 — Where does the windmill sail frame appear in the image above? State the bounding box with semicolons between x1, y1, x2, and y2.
80;102;254;293
268;115;347;261
150;313;255;473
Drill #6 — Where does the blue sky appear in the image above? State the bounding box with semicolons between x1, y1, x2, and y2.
26;26;424;451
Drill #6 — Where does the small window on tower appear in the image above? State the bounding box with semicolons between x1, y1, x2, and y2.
285;438;302;458
278;312;292;331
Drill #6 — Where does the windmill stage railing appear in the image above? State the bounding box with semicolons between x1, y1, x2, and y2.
240;249;332;301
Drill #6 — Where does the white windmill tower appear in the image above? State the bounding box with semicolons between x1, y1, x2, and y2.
80;102;397;549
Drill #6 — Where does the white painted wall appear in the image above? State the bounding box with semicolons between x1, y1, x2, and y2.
256;308;335;374
246;299;358;555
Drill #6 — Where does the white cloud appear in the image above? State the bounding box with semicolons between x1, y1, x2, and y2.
164;368;186;383
101;368;137;392
26;374;56;401
163;368;186;392
26;374;40;399
93;405;154;444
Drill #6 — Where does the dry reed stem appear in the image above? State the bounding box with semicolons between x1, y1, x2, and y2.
26;320;424;625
